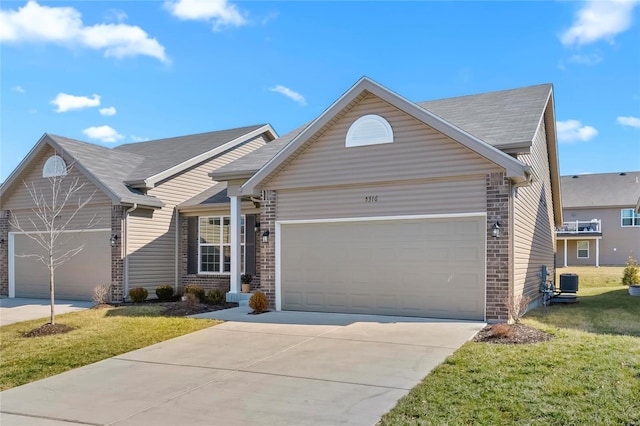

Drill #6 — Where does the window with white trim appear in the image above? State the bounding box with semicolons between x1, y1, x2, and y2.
42;155;67;177
345;114;394;147
577;241;589;259
199;216;245;274
621;208;640;227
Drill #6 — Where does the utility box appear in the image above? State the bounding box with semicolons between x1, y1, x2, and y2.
560;273;579;293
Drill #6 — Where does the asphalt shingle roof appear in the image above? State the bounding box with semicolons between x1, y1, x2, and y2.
560;172;640;208
178;182;229;208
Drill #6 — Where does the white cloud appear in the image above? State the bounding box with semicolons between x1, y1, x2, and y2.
99;106;117;116
164;0;247;30
0;1;168;62
269;85;306;106
567;52;603;65
82;125;124;143
617;116;640;128
14;85;25;93
561;0;639;46
51;93;101;112
557;120;599;143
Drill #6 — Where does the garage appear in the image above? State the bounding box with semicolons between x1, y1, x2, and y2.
279;215;486;320
10;230;111;300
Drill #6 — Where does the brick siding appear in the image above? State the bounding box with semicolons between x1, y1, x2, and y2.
111;206;125;302
259;190;277;307
485;172;511;322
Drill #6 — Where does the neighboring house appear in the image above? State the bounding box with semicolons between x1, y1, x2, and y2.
0;125;277;301
185;77;562;322
555;172;640;267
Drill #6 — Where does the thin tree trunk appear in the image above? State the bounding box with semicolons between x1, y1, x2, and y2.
50;255;55;325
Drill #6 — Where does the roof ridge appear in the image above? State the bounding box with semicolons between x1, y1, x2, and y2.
417;83;552;104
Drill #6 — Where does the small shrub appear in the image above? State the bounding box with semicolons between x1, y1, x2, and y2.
155;285;175;302
490;323;515;338
182;292;199;308
249;291;268;313
92;283;112;305
622;255;640;286
128;287;148;303
241;274;253;284
184;284;205;302
207;289;226;305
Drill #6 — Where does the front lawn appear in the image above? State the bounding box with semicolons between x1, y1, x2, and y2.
0;306;216;391
380;266;640;425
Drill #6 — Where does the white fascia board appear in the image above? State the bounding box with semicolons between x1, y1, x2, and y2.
143;125;278;188
240;78;528;195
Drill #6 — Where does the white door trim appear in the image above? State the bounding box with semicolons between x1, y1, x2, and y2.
275;212;487;315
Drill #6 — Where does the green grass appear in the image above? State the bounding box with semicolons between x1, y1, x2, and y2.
380;266;640;425
0;306;217;391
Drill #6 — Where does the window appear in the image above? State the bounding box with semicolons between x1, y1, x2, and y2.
42;155;67;177
345;114;394;147
577;241;589;259
621;209;640;227
199;215;245;274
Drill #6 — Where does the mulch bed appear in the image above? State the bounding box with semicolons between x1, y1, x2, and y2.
473;323;554;344
23;323;75;337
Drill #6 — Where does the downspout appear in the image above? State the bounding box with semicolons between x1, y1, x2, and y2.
124;203;138;300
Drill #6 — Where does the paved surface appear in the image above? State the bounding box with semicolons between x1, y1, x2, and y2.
0;307;485;426
0;298;93;326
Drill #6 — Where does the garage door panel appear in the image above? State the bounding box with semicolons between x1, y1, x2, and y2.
281;217;485;320
13;231;110;300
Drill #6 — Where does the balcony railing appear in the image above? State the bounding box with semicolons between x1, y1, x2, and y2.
556;219;602;235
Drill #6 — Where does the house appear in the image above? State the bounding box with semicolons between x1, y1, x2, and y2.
0;125;277;301
183;77;562;322
555;171;640;267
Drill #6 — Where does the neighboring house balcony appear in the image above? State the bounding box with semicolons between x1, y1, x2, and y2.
556;219;602;267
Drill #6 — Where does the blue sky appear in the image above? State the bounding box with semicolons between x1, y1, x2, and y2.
1;0;639;182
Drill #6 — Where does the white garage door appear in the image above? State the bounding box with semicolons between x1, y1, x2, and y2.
280;216;486;320
11;230;111;300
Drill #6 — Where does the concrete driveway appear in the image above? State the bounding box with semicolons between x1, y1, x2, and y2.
0;298;93;326
0;308;484;426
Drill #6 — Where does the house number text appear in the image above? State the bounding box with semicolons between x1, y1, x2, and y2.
364;196;378;203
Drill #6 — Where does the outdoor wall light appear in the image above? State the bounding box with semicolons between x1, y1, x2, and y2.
110;234;119;246
261;230;270;243
492;222;501;239
0;238;4;245
254;222;260;233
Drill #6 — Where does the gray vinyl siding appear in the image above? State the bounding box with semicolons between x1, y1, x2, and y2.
126;134;269;293
557;207;640;266
277;177;487;221
513;121;556;302
8;205;112;233
266;93;501;190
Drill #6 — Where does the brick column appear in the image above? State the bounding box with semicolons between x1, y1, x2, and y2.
260;190;276;308
486;172;510;322
111;206;125;302
0;210;9;296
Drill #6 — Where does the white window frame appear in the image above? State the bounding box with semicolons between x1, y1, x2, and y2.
621;208;640;227
198;215;245;275
345;114;394;147
577;241;589;259
42;155;67;177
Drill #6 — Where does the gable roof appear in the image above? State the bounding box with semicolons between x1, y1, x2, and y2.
239;77;532;195
1;124;277;208
560;172;640;208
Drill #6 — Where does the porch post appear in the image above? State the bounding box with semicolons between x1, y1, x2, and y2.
563;239;567;268
595;238;600;268
230;195;241;293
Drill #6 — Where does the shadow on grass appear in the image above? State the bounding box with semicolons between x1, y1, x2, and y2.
527;287;640;337
104;305;165;318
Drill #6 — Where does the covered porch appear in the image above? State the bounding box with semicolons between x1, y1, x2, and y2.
556;220;602;267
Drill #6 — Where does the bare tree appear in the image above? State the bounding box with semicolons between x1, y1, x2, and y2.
10;162;97;324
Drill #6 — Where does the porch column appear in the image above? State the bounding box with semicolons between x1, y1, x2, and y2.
230;195;241;293
595;239;600;268
563;239;567;268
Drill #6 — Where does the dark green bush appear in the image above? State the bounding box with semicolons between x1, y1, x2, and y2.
184;284;205;303
207;289;226;305
128;287;148;303
622;255;640;285
155;285;174;302
249;291;268;313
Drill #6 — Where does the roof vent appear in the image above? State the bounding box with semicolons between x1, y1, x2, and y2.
620;172;627;176
572;175;579;179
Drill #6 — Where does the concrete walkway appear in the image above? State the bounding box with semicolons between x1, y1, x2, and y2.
0;298;93;326
0;308;484;426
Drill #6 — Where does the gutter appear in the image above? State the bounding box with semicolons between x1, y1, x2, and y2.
123;203;138;301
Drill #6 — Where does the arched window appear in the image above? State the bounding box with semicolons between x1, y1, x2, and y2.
345;114;394;148
42;155;67;177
